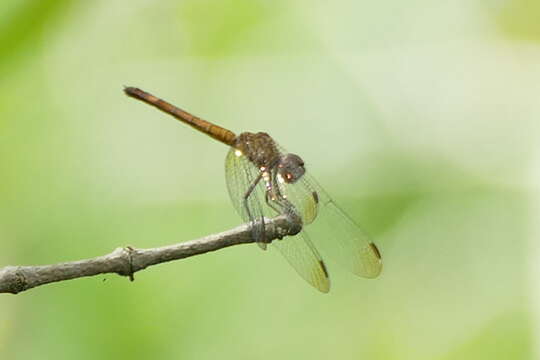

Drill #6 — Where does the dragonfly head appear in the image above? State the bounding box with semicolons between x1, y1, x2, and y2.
277;153;305;184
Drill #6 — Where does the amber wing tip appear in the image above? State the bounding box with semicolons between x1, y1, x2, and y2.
359;242;383;279
369;242;382;260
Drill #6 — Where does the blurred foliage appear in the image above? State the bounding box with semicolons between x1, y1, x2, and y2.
0;0;538;359
497;0;540;42
441;311;532;360
177;0;317;57
0;0;74;70
179;0;278;57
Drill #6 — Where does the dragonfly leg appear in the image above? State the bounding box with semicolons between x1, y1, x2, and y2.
264;190;290;240
243;172;266;243
265;168;298;215
264;191;282;215
271;170;298;217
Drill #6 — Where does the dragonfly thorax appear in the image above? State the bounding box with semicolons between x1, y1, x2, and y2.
234;132;282;168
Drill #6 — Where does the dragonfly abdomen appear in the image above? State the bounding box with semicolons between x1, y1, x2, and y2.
124;87;237;146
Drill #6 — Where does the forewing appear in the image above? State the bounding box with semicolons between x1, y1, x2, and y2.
275;174;319;225
272;231;330;293
303;174;383;278
264;141;382;278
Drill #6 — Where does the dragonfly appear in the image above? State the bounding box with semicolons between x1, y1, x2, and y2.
124;87;382;292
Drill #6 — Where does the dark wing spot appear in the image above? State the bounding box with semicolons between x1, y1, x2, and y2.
319;260;329;278
312;191;319;204
369;242;382;260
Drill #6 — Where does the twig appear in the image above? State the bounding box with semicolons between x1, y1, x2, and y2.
0;215;301;295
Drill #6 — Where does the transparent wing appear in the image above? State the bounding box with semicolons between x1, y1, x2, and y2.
225;146;331;292
277;171;383;278
274;171;319;225
306;174;382;278
225;147;268;247
272;231;330;293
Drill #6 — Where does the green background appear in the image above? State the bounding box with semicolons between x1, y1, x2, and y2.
0;1;538;359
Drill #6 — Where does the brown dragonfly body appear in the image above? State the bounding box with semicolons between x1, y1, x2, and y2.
124;86;382;293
